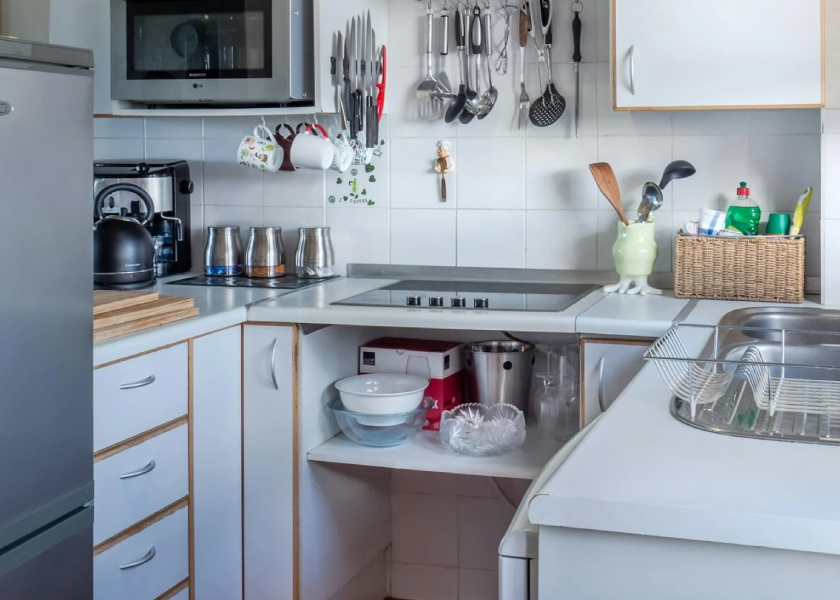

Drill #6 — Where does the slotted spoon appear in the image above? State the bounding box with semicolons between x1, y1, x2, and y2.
529;1;565;127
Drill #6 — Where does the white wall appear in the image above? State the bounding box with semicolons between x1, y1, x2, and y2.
93;0;822;280
0;0;51;42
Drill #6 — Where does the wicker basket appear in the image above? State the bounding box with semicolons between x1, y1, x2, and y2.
674;234;805;303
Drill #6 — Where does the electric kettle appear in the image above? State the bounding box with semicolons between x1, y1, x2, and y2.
93;183;156;289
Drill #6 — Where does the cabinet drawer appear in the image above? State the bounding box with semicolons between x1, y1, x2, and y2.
94;507;188;600
94;425;188;545
95;344;188;451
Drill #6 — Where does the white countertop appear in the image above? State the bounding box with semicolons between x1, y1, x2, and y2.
574;291;692;338
529;296;840;556
93;276;290;366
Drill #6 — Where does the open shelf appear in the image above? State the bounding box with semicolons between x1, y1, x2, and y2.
307;429;564;480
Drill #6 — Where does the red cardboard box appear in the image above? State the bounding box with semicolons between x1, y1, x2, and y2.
359;338;464;431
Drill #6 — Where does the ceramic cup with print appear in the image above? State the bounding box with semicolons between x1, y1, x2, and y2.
330;135;355;173
238;125;283;172
290;130;333;170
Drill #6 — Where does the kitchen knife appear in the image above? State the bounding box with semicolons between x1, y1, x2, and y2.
349;18;358;138
343;23;352;132
572;3;582;138
366;25;377;151
354;16;364;142
336;30;347;129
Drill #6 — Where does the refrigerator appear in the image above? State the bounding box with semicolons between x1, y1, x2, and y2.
0;38;95;599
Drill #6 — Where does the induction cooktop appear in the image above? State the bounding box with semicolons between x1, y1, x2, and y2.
333;281;599;312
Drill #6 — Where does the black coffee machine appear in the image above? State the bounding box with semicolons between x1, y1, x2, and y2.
94;161;193;277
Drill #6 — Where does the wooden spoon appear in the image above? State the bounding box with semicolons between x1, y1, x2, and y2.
589;162;629;226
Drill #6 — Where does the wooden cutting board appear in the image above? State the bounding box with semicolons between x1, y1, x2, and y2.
94;290;159;316
93;296;196;331
94;306;200;342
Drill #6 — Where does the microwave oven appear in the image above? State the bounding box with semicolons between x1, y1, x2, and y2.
110;0;314;107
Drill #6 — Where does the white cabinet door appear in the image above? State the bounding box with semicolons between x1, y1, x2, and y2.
613;0;822;109
192;327;243;600
581;339;651;426
243;325;295;600
49;0;113;114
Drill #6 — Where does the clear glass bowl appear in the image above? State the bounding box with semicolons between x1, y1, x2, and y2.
329;398;432;448
439;403;527;456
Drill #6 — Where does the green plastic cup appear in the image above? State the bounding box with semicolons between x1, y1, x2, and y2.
766;213;791;235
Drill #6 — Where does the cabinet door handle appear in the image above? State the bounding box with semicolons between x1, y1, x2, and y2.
628;44;636;95
119;460;156;480
119;546;156;570
270;339;279;391
597;357;607;413
119;375;156;390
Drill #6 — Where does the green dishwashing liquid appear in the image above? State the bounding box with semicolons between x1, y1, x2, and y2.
725;182;761;236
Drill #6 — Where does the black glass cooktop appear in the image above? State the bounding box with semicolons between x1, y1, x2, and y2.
169;274;339;290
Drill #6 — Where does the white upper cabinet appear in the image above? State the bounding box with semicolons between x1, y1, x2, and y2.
613;0;823;110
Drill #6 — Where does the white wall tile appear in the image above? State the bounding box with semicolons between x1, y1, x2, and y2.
387;3;426;69
459;569;498;600
457;496;513;571
93;138;145;161
526;211;599;270
327;207;390;272
456;138;525;209
391;492;459;567
390;564;458;600
595;63;672;137
671;136;750;211
145;117;203;139
392;471;458;495
263;207;327;272
391;210;457;266
204;116;275;138
596;136;673;214
594;0;610;63
457;210;526;268
526;137;598;209
327;146;391;208
264;169;326;207
749;134;821;213
750;110;821;135
823;219;840;305
93;118;144;138
824;109;840;134
390;138;456;208
203;139;263;206
672;111;750;135
823;134;840;218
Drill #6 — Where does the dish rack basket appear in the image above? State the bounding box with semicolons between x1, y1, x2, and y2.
644;324;840;421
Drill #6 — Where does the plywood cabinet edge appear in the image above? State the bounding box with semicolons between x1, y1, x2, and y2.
610;0;826;110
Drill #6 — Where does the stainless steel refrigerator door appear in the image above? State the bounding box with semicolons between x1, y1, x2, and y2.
0;508;93;600
0;52;94;550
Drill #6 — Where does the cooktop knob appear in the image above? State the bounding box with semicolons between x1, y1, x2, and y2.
429;296;444;307
451;297;467;308
406;295;422;306
474;298;490;309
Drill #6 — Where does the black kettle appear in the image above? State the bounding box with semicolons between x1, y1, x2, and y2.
93;184;156;290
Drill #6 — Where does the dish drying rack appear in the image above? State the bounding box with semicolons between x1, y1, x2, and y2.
644;324;840;444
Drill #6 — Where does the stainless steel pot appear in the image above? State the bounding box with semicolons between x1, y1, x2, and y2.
465;341;536;411
295;227;335;278
205;226;243;276
245;227;286;278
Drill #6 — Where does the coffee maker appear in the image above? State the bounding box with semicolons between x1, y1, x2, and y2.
94;161;193;277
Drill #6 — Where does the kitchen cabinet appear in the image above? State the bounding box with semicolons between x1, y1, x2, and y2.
192;327;243;600
612;0;823;110
243;325;296;600
580;338;651;426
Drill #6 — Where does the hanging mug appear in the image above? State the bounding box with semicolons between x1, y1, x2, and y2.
290;123;334;170
330;134;355;173
238;124;283;173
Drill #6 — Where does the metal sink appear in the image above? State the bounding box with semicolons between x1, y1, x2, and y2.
671;307;840;445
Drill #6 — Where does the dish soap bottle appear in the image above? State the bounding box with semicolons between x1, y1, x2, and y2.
725;182;761;236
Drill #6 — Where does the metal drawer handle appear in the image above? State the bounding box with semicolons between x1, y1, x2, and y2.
270;339;279;391
119;460;156;480
119;546;156;570
119;375;156;390
597;357;607;413
628;45;636;95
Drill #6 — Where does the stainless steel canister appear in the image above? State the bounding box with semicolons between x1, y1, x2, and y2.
295;227;335;278
465;341;536;411
204;226;243;276
245;227;286;278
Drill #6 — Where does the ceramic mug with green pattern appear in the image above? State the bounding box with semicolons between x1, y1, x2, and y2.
238;125;283;173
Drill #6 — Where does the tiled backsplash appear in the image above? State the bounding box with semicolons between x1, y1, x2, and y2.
93;0;822;278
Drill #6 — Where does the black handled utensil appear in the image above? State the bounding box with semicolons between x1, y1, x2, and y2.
446;6;468;123
572;1;582;137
